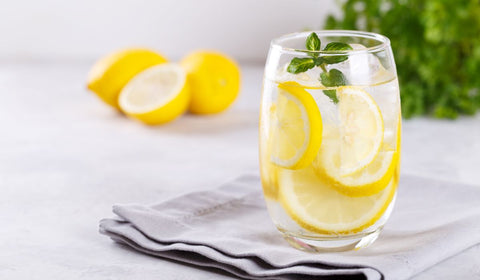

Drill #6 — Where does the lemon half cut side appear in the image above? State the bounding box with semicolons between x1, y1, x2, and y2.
87;48;167;109
118;63;190;125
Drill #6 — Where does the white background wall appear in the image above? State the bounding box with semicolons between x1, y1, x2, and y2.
0;0;336;63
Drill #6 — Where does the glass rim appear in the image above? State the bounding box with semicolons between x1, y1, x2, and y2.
270;30;391;56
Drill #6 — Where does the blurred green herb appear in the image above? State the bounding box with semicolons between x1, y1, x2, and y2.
287;32;352;103
325;0;480;118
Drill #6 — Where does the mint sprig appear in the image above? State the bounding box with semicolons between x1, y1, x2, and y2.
286;57;315;74
286;32;352;103
306;32;321;55
320;69;347;103
322;42;353;64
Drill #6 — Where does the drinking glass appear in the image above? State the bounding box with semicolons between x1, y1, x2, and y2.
259;30;401;252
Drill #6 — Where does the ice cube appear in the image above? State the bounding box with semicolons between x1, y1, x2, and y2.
311;87;340;126
330;45;393;85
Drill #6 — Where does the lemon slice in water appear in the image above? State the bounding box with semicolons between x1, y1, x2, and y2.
279;166;398;234
270;81;322;169
312;86;396;196
337;86;384;176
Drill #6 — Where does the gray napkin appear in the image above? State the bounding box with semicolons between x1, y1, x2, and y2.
99;174;480;280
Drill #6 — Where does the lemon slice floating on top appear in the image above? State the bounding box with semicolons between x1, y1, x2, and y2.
270;81;323;169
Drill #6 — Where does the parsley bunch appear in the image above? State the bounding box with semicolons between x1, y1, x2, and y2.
325;0;480;118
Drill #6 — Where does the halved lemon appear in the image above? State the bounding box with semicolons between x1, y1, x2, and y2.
337;86;384;176
279;166;398;234
87;48;167;109
270;81;322;169
118;63;190;125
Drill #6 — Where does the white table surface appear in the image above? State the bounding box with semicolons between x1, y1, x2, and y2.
1;62;479;279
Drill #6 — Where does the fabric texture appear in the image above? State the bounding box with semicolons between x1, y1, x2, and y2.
99;174;480;280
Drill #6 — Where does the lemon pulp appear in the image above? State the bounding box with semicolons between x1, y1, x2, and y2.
118;63;190;125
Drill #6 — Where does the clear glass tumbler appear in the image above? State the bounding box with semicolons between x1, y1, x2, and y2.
259;30;401;252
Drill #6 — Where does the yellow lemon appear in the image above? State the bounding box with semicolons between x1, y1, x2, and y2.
87;48;167;109
270;82;323;169
118;63;189;125
180;51;240;114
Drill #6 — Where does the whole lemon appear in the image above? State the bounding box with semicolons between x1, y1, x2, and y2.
180;51;240;114
87;48;167;109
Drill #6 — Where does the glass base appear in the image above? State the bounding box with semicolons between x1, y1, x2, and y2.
280;227;383;252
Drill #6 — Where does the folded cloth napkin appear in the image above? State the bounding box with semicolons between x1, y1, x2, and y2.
100;174;480;280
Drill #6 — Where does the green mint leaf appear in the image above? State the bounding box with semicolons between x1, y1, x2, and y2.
314;57;324;66
322;42;353;64
323;42;353;51
323;90;339;103
319;69;347;103
306;32;321;52
320;69;347;87
287;57;315;74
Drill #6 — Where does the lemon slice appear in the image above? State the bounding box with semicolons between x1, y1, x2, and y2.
260;105;280;199
260;142;280;200
313;125;398;196
270;81;322;169
118;63;190;125
337;86;384;176
260;156;279;200
279;166;397;234
311;86;391;196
